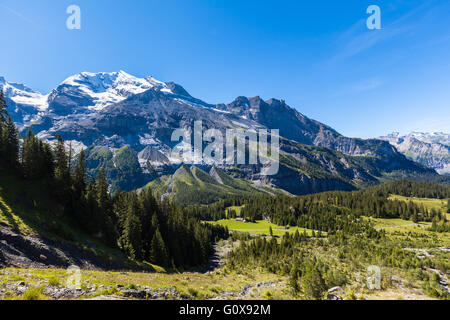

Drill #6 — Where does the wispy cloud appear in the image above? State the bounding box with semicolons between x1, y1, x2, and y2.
334;77;384;97
0;3;41;28
330;1;441;62
350;78;383;92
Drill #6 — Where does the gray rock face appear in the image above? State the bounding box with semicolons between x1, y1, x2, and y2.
380;132;450;175
0;225;125;270
1;71;442;196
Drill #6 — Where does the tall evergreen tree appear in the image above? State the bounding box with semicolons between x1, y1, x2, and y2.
72;150;87;198
97;166;112;219
54;135;70;185
1;115;19;168
150;228;169;267
21;129;44;179
53;134;72;209
0;90;8;125
96;166;116;245
120;192;144;260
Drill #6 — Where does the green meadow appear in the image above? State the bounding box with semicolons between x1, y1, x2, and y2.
212;219;313;237
388;194;448;213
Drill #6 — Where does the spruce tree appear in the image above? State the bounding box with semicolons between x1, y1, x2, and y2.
120;192;144;260
21;129;42;179
0;90;8;125
96;166;116;245
97;166;112;220
72;150;87;198
54;135;70;185
1;115;19;168
150;228;169;267
301;265;326;300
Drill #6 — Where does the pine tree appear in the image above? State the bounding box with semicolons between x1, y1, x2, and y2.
84;178;99;234
447;199;450;214
120;192;144;260
54;135;70;185
72;150;87;198
96;166;116;245
289;266;300;295
21;129;43;179
150;228;169;267
97;166;112;220
1;114;19;168
301;265;326;300
0;90;8;126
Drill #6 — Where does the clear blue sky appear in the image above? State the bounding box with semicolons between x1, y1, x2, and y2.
1;0;449;138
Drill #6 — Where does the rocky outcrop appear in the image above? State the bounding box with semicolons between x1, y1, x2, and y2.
0;225;126;270
380;132;450;175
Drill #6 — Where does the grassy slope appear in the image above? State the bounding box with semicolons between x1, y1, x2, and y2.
212;219;313;237
1;239;290;300
0;168;134;267
366;194;450;247
2;191;449;300
226;205;245;217
147;166;275;205
388;195;448;213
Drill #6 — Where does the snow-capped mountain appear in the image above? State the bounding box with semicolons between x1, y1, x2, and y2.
48;71;174;114
0;71;439;195
408;132;450;147
0;76;48;110
0;76;48;125
379;132;450;175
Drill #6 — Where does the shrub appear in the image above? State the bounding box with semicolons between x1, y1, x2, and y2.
48;277;60;287
22;287;49;300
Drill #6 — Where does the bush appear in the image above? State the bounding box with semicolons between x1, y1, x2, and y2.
22;287;49;300
48;277;61;287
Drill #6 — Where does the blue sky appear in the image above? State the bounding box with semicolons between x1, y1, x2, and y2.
0;0;449;138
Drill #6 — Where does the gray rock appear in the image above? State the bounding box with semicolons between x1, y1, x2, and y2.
328;286;345;296
122;289;147;299
327;294;343;300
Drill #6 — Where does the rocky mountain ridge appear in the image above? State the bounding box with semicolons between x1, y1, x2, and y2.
379;132;450;175
0;72;443;200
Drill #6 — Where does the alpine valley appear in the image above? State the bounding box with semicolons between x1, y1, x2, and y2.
1;71;450;302
1;71;447;205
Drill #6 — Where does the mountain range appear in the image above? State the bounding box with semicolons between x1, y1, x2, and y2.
0;71;445;204
379;132;450;175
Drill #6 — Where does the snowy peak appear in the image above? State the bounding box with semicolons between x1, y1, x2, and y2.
381;132;450;146
0;77;48;111
54;71;174;111
379;132;450;175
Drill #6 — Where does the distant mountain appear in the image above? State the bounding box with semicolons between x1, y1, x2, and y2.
0;71;442;201
379;132;450;175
